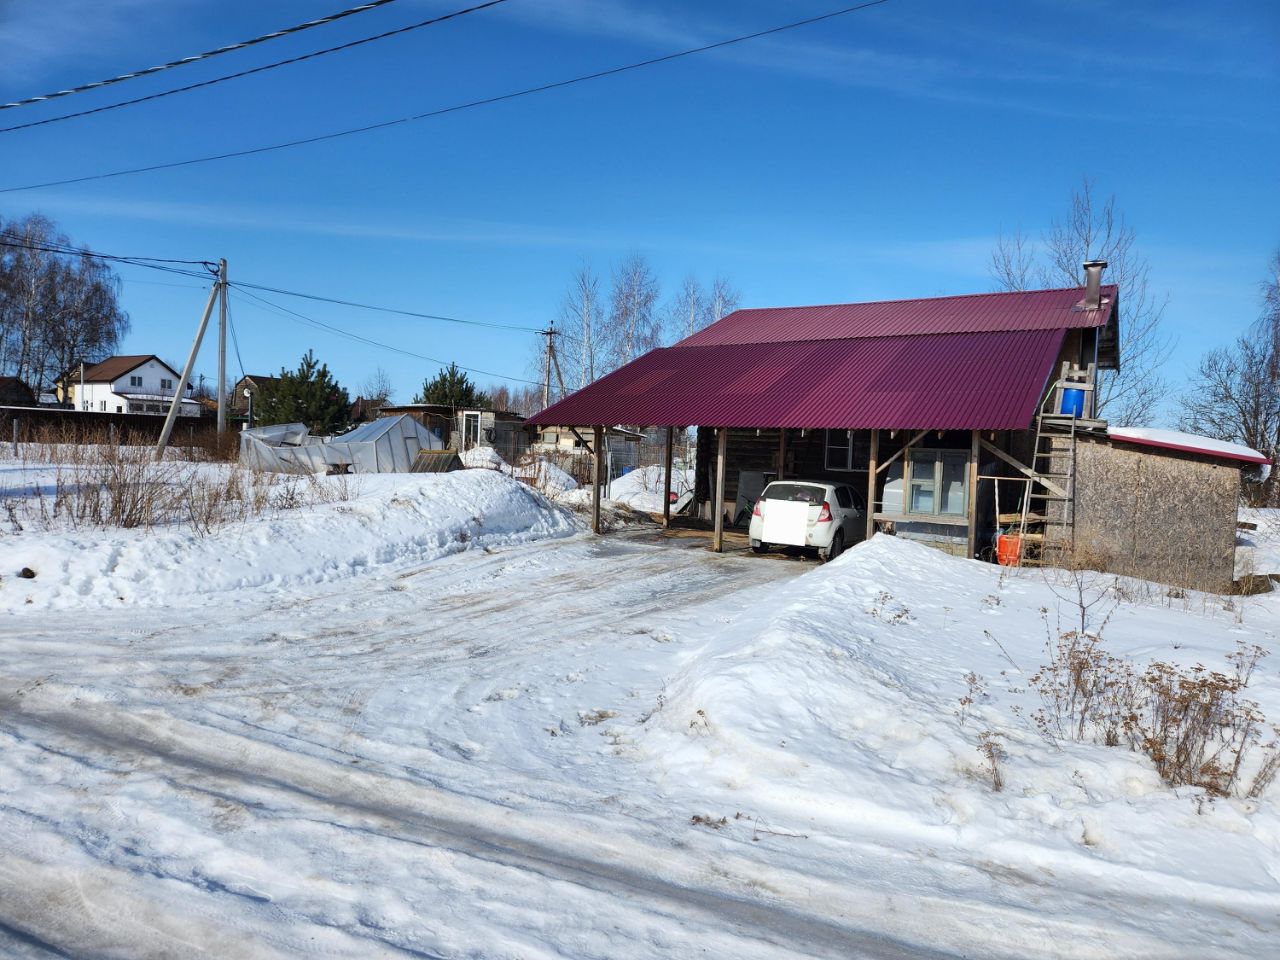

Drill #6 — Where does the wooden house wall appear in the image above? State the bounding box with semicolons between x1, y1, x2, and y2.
1072;439;1239;592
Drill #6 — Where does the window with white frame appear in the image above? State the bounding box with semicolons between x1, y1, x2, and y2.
160;378;173;390
541;430;557;444
99;400;106;411
129;375;142;387
906;449;968;517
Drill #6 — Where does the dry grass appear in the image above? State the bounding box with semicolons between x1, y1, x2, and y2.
1029;610;1275;797
4;430;355;536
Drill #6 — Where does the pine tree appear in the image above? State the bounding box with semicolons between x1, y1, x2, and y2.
257;350;351;434
413;362;490;409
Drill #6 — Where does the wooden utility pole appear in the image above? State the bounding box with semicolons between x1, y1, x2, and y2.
216;259;228;434
156;278;220;460
662;425;674;528
542;326;555;410
712;427;727;552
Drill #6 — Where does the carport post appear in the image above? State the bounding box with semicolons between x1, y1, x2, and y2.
712;427;727;553
866;429;878;542
777;427;786;481
662;425;674;528
966;429;980;559
591;425;604;534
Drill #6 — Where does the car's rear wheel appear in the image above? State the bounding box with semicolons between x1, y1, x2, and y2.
821;530;844;562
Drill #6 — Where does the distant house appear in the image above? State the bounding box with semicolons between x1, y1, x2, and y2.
0;377;36;407
532;424;647;472
57;355;200;416
455;407;528;459
231;374;282;423
349;395;388;424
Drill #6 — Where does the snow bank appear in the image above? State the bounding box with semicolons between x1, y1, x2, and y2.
0;470;575;610
608;464;694;513
639;535;1280;901
460;445;507;470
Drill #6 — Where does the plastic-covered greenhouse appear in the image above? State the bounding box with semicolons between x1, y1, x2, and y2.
239;415;444;474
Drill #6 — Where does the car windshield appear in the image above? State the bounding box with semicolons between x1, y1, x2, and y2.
761;482;825;505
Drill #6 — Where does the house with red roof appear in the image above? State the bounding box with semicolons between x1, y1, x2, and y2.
530;262;1268;592
56;355;201;417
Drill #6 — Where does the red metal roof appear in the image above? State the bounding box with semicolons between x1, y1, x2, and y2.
530;328;1066;430
681;285;1118;347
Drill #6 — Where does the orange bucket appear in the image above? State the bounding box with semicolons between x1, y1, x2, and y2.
996;534;1022;566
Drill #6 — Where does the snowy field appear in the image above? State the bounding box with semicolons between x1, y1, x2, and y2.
1;460;1279;958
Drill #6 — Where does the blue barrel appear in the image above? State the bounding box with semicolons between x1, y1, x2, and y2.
1060;388;1086;418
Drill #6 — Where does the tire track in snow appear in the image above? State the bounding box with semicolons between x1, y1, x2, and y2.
0;684;1177;960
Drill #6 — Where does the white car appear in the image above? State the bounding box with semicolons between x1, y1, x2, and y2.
748;480;867;561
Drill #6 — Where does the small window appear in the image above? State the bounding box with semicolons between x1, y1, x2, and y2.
129;375;142;387
160;378;173;390
99;400;107;411
824;430;870;471
906;449;968;517
541;431;557;444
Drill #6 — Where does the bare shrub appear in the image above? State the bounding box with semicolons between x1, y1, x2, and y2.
1031;630;1273;797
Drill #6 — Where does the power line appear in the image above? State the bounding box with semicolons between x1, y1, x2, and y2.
232;279;539;333
0;0;513;134
0;232;216;277
0;0;893;194
0;0;404;111
233;286;542;386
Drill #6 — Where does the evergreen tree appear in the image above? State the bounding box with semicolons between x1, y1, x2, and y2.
413;362;490;409
257;350;351;434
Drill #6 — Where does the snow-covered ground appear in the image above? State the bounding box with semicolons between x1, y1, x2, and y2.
608;463;694;513
1238;507;1280;578
1;464;1278;958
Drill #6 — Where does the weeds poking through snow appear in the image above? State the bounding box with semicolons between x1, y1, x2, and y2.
977;731;1005;792
690;814;728;830
956;672;986;727
867;591;913;625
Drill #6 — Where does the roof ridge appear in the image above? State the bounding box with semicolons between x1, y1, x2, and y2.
723;283;1118;316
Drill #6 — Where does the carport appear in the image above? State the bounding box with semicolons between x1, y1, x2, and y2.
528;283;1120;558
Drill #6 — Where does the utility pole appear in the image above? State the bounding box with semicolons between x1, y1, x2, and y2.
541;325;555;410
216;258;228;434
156;276;220;460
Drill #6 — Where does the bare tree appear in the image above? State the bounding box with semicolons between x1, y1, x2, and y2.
0;213;129;393
989;179;1173;425
360;367;395;403
988;228;1035;292
555;263;604;390
601;253;660;372
704;275;740;329
1180;336;1278;506
666;273;705;342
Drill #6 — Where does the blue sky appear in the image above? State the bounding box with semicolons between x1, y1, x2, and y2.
1;0;1276;417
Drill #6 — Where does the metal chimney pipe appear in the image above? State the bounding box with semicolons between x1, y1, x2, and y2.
1082;259;1107;309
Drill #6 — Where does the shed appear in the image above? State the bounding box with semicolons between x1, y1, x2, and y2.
1072;428;1269;591
240;414;443;474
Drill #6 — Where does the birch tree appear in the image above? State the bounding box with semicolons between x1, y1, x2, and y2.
0;213;128;392
602;254;659;372
556;263;604;389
